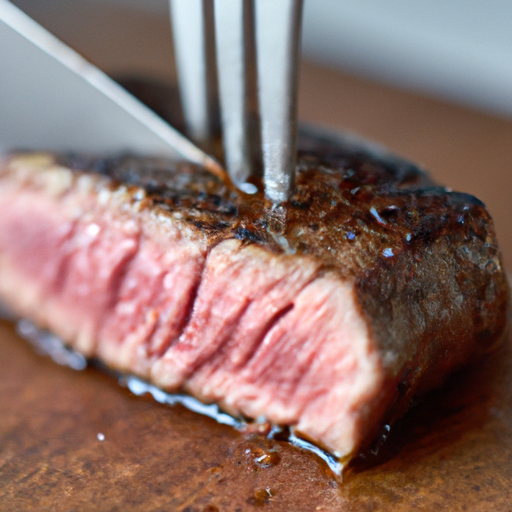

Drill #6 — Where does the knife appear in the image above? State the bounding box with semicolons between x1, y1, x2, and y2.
0;0;222;175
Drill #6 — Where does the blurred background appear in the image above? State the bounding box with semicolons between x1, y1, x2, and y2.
11;0;512;118
7;0;512;267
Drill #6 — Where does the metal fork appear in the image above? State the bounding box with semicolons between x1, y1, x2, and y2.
170;0;304;203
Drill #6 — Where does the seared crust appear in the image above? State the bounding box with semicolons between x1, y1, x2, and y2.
56;133;509;373
0;128;508;458
55;136;441;273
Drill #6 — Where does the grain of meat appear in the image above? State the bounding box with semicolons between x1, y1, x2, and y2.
0;135;508;459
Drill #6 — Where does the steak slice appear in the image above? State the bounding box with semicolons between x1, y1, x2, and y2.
0;140;508;460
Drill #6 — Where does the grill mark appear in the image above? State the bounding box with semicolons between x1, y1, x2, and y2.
0;141;507;464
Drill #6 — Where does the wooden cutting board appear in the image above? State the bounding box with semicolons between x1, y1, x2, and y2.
1;317;512;511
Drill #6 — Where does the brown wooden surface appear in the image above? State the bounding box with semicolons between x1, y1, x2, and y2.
2;320;512;511
3;3;512;510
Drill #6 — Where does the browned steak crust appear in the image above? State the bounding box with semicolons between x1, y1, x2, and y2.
58;133;508;360
0;129;508;459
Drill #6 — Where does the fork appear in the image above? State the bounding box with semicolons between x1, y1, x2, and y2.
169;0;304;203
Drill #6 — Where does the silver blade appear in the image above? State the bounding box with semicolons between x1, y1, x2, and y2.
169;0;219;146
255;0;304;203
0;0;221;174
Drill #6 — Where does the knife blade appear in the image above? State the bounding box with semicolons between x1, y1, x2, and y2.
0;0;222;175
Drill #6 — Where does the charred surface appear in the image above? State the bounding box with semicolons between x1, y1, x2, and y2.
1;125;508;462
56;139;490;276
56;138;509;372
57;138;509;357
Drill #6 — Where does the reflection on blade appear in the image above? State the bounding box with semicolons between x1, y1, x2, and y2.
0;0;222;175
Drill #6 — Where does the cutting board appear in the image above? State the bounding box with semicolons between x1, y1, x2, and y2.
1;317;512;511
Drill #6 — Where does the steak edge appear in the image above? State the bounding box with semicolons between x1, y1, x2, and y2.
0;146;508;460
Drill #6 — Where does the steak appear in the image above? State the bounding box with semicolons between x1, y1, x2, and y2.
0;135;508;460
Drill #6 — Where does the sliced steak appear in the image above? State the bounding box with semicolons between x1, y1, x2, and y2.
0;142;508;459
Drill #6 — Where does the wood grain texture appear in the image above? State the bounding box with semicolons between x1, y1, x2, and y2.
1;319;512;511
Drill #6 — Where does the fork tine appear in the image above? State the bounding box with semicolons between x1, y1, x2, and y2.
255;0;304;203
213;0;261;188
171;0;303;202
169;0;219;145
